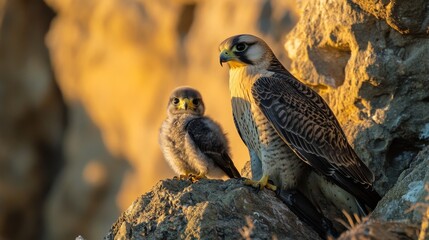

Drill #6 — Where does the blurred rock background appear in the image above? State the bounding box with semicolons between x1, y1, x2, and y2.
0;0;298;239
0;0;428;239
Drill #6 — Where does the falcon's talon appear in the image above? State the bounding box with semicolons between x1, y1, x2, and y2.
243;175;277;191
189;174;207;183
176;174;191;180
266;183;277;191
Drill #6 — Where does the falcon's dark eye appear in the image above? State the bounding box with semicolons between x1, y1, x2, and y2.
192;99;200;106
172;98;180;105
235;43;247;52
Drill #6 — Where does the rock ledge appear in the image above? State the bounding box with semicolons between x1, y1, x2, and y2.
105;178;320;240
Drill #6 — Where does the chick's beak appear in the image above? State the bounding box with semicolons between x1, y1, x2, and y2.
219;49;233;66
179;98;191;110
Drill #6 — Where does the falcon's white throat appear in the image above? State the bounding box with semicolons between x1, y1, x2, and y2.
228;62;274;102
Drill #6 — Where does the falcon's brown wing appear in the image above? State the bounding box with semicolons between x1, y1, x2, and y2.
252;74;380;209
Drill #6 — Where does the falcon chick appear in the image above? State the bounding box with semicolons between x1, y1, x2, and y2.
159;86;241;181
219;34;380;237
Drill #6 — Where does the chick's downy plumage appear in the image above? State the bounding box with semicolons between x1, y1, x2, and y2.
159;86;241;180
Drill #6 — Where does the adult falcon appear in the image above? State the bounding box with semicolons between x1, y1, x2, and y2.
219;34;380;237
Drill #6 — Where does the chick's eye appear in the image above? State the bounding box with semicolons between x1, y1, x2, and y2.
172;98;180;105
192;99;199;106
235;43;247;52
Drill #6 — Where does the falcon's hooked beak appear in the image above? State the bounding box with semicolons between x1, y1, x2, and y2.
219;49;235;66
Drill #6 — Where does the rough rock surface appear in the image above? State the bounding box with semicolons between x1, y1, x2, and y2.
105;178;425;240
285;0;429;195
105;179;320;240
351;0;429;34
336;219;419;240
283;0;429;236
372;146;429;223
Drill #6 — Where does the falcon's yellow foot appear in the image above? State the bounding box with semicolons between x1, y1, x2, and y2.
189;173;207;183
244;174;277;191
174;174;192;180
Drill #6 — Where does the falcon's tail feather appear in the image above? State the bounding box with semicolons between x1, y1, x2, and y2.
332;173;381;211
205;151;241;178
276;188;339;240
221;152;241;178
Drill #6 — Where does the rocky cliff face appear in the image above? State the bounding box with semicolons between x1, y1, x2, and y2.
1;0;428;239
351;0;429;34
105;178;422;240
285;0;429;194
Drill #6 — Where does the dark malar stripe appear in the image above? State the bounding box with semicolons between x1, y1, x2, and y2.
239;55;254;65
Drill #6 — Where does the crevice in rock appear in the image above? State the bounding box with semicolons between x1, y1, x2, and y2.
354;98;365;110
384;137;421;187
421;95;429;102
373;138;388;151
308;45;351;88
371;92;393;109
